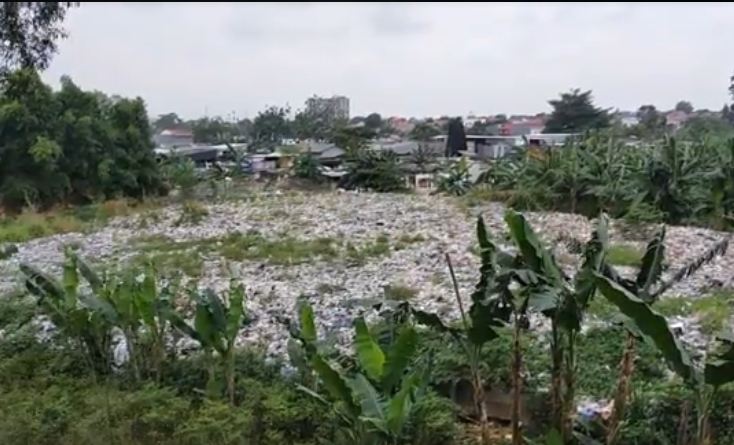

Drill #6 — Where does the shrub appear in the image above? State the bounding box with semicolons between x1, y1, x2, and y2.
174;201;209;226
341;150;405;192
293;153;321;182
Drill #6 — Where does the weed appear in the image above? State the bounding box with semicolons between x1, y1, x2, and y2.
0;211;86;242
384;283;419;301
316;282;342;294
218;232;338;265
133;250;204;277
656;292;734;335
395;233;426;250
174;201;209;226
606;244;644;267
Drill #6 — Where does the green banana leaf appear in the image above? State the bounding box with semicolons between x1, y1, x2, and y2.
574;214;609;309
595;274;694;381
636;227;666;299
298;300;318;344
704;334;734;387
310;354;358;415
505;210;564;287
386;372;420;435
225;280;245;342
381;326;418;393
347;373;386;432
354;317;385;382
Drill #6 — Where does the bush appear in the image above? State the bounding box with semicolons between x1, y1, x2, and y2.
293;153;321;182
621;382;734;445
341;151;405;192
164;156;199;199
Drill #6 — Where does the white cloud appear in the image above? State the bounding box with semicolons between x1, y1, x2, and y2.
42;2;734;119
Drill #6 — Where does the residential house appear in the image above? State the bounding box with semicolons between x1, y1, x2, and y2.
665;110;689;131
499;117;545;136
430;135;523;160
154;128;194;148
387;117;416;135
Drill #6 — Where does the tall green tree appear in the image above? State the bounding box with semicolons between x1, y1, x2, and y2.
364;112;382;131
445;117;466;157
0;70;163;209
152;113;183;132
635;104;666;138
409;122;440;141
251;105;291;149
544;89;610;133
0;2;77;73
675;100;694;114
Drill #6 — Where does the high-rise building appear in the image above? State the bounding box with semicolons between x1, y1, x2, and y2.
305;95;350;120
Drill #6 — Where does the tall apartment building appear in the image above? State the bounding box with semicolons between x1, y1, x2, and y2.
305;95;350;120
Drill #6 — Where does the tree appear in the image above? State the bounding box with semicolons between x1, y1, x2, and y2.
445;117;466;157
152;113;183;132
0;70;163;209
364;112;382;131
544;89;610;133
190;117;242;144
251;106;291;150
675;100;694;114
409;122;440;141
292;108;331;141
635;104;666;138
0;2;77;73
331;124;374;154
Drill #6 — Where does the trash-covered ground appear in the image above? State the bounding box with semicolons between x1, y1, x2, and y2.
0;191;732;359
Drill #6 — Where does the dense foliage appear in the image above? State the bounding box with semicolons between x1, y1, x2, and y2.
480;134;734;229
544;89;610;133
0;2;77;73
0;69;164;210
1;210;733;444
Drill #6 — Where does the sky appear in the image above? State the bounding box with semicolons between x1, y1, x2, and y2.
42;2;734;120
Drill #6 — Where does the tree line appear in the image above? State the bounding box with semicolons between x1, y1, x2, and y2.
0;69;164;211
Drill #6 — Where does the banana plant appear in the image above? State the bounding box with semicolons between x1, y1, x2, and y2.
504;209;610;442
168;279;247;404
598;226;730;445
20;248;117;376
594;274;734;445
410;216;517;444
292;301;427;445
96;263;177;382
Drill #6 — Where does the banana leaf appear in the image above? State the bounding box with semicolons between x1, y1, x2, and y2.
505;210;564;287
298;300;318;344
347;373;386;431
595;274;694;381
574;214;609;309
381;326;418;393
636;227;666;299
386;372;421;435
704;334;734;387
225;280;245;342
310;354;358;415
354;317;385;382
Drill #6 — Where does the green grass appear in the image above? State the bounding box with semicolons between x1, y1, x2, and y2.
174;201;209;226
133;250;204;278
218;232;339;265
606;244;644;267
655;292;733;335
0;199;164;244
395;233;426;250
345;235;391;265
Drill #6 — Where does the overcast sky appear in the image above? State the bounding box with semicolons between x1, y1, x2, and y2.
42;2;734;120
